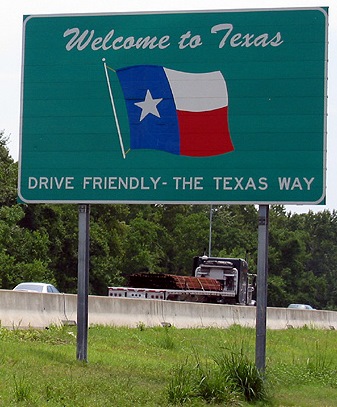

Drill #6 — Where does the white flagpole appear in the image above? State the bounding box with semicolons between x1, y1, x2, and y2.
103;58;126;159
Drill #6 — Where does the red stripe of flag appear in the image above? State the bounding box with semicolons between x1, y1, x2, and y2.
177;106;233;157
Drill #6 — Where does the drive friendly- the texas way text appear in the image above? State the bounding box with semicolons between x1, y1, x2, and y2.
27;176;315;192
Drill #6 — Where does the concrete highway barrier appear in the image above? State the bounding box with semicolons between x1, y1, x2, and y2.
1;290;336;330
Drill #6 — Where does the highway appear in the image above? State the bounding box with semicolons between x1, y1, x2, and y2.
1;290;336;330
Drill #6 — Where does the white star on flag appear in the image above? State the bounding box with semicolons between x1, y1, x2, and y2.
134;89;163;121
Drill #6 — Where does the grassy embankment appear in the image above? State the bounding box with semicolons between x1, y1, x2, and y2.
0;324;336;406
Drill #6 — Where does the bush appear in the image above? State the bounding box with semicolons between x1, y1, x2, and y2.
215;349;267;402
167;344;268;405
167;362;198;404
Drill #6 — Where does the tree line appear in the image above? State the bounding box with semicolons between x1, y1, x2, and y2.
1;131;336;310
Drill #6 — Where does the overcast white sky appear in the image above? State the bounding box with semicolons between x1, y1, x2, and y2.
0;0;335;213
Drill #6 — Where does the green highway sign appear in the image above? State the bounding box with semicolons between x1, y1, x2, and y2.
18;8;328;204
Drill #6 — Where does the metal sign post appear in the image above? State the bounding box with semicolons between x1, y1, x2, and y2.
255;204;269;372
76;204;90;362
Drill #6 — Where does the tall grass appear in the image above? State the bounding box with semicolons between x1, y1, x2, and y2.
13;374;31;403
0;324;336;406
167;341;267;405
215;344;267;402
167;362;197;404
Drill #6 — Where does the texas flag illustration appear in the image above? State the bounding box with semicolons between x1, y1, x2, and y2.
116;65;234;157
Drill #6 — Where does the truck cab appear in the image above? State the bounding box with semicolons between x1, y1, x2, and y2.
192;256;250;305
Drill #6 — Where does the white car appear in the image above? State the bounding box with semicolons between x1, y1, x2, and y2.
287;303;315;310
13;282;60;294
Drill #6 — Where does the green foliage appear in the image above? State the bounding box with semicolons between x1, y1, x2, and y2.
270;330;337;391
211;205;258;260
13;374;32;403
19;204;79;292
167;359;241;405
303;339;337;384
194;358;241;404
0;131;17;206
172;210;211;272
156;325;176;350
122;212;168;274
0;325;337;406
167;338;268;404
167;362;198;404
0;205;52;287
214;346;267;402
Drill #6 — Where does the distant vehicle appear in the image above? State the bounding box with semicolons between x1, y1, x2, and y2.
109;255;256;305
13;282;60;294
287;303;315;310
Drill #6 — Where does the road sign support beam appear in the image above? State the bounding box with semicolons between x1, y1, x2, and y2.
255;204;269;373
77;204;90;362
